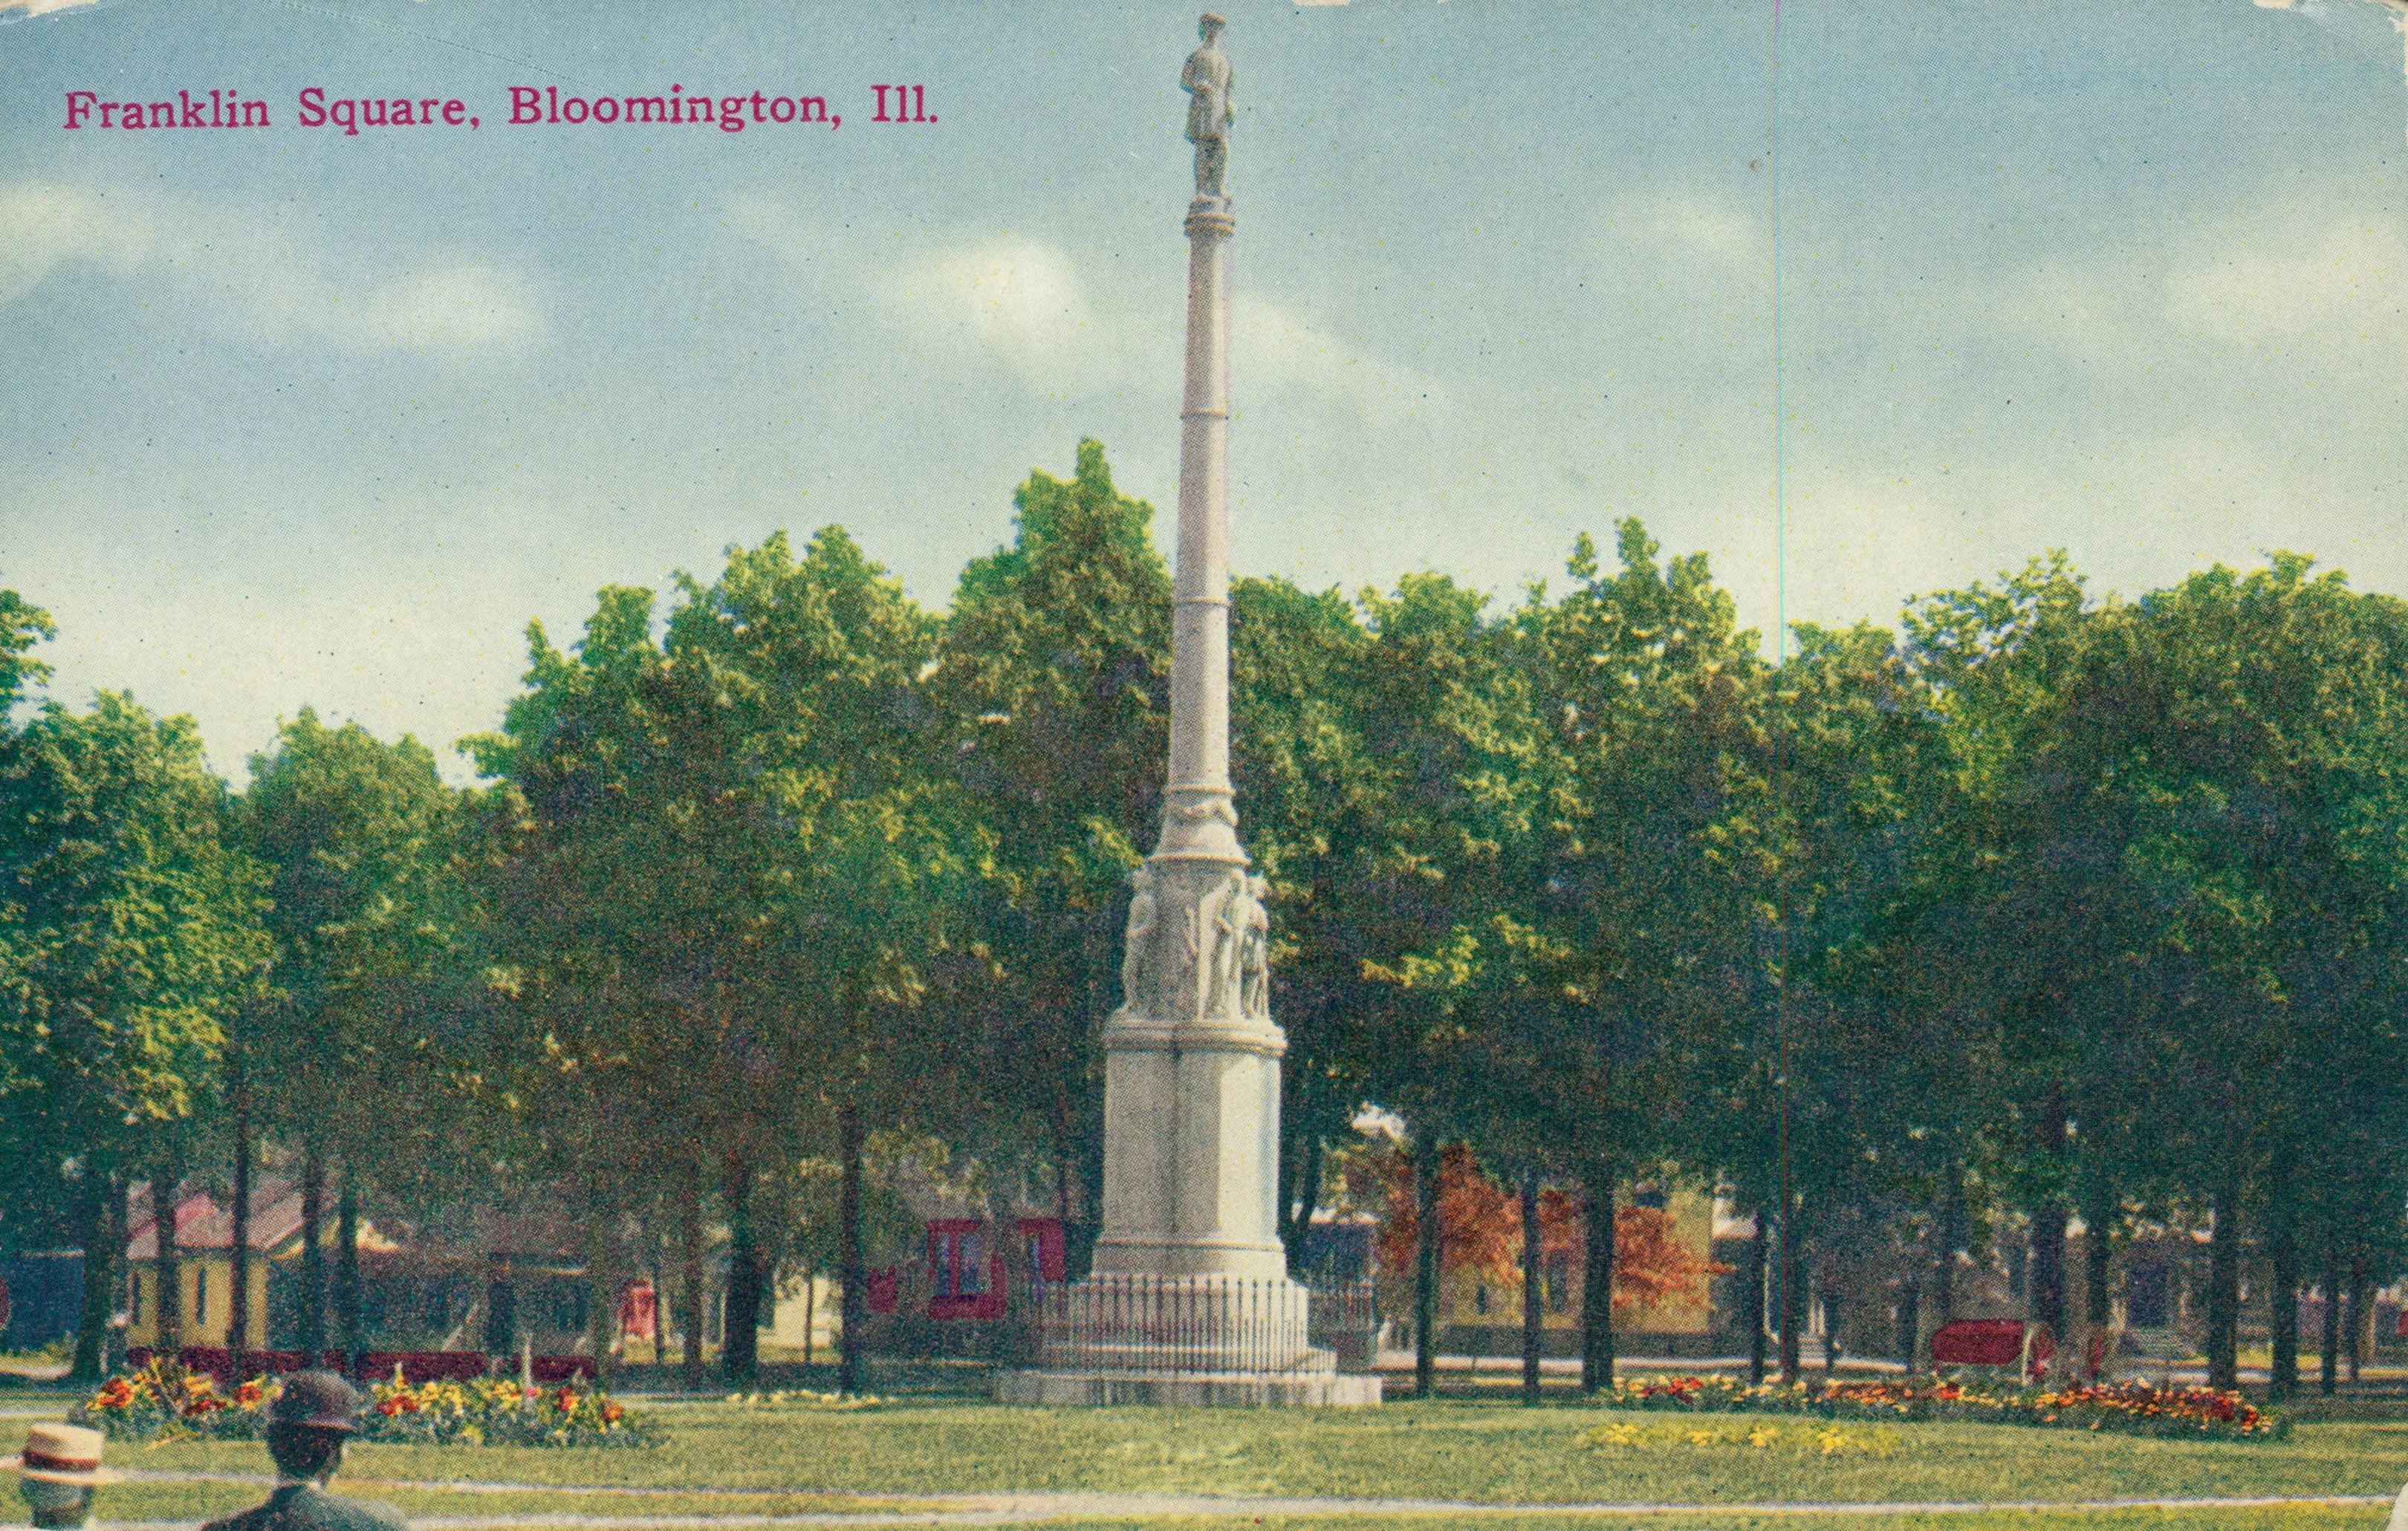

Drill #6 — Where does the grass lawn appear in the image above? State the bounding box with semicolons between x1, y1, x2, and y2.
7;1398;2404;1527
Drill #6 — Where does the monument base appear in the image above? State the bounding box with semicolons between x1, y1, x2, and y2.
995;1367;1383;1408
999;1272;1380;1407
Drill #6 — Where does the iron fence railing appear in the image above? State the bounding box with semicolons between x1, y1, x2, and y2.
1305;1276;1378;1373
1022;1273;1339;1375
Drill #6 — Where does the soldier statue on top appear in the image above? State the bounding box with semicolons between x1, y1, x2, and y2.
1182;13;1233;202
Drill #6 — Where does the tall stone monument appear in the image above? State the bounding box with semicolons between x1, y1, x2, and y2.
996;15;1377;1407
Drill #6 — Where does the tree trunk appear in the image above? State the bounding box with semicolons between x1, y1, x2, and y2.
1921;1170;1964;1374
2081;1172;2112;1378
680;1155;707;1388
1051;1092;1074;1235
1412;1132;1441;1400
1894;1281;1918;1369
1050;1087;1091;1281
157;1162;185;1359
337;1165;363;1376
585;1184;617;1384
2206;1176;2241;1392
721;1151;761;1387
1519;1168;1543;1405
1580;1171;1617;1393
2267;1154;2297;1403
648;1211;668;1371
69;1163;117;1382
2320;1244;2341;1398
802;1272;817;1369
839;1102;869;1397
1744;1212;1768;1385
2028;1205;2065;1339
299;1145;327;1361
1276;1118;1306;1270
229;1077;253;1376
1290;1133;1327;1275
1779;1206;1805;1385
2349;1257;2372;1385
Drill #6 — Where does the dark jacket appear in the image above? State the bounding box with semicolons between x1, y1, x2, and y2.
201;1483;408;1531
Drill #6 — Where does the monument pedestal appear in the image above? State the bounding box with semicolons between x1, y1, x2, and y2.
996;1270;1381;1408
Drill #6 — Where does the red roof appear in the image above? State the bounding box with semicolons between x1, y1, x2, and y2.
126;1178;305;1260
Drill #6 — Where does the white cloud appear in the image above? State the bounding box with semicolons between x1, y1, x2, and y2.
732;192;1445;415
2164;218;2405;343
889;236;1115;396
1597;192;1764;273
1234;294;1445;426
0;183;149;305
0;181;542;353
1978;211;2406;374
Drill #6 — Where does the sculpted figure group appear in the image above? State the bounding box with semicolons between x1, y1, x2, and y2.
1120;863;1268;1024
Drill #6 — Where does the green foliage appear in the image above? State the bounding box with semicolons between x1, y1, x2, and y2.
0;588;55;717
238;708;475;1185
934;440;1172;1234
0;691;267;1157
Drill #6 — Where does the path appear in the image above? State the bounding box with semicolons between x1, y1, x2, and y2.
84;1468;2400;1527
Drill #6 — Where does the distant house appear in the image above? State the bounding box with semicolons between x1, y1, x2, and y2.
123;1179;302;1351
121;1180;615;1357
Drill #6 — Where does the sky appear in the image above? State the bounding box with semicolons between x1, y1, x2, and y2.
1;0;2404;783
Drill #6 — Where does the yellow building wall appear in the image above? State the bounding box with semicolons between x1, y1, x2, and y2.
129;1255;267;1349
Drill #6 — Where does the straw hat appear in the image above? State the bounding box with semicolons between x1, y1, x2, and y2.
9;1423;114;1486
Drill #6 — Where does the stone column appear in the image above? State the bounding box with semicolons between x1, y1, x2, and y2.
1088;144;1289;1290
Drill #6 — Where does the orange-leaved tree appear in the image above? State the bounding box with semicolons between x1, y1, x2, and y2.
1362;1144;1725;1312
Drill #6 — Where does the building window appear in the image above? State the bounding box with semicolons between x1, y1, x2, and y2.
955;1232;987;1297
194;1266;207;1327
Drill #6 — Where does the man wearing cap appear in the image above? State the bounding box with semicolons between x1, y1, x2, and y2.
200;1373;404;1531
11;1423;112;1529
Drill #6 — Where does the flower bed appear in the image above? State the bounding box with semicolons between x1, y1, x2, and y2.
129;1346;594;1384
73;1362;651;1448
1598;1373;2285;1441
75;1363;276;1442
363;1376;651;1448
722;1388;885;1411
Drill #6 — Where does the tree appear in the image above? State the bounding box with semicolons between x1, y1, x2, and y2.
240;709;473;1370
1522;521;1765;1389
933;440;1171;1267
470;581;785;1385
1340;572;1546;1393
1229;576;1383;1263
667;527;979;1394
1704;618;1951;1382
2012;555;2408;1390
0;692;267;1377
